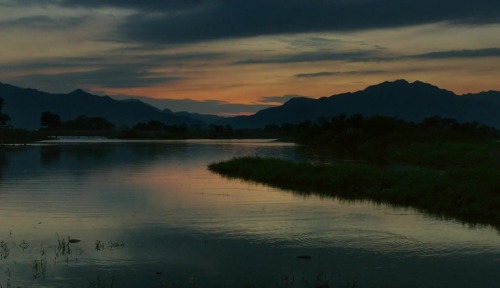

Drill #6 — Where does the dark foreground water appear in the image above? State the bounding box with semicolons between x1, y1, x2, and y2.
0;140;499;287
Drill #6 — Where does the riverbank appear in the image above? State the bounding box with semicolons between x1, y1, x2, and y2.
0;129;48;145
208;153;500;229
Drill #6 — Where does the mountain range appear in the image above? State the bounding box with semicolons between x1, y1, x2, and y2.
1;80;499;130
0;82;213;129
218;80;500;129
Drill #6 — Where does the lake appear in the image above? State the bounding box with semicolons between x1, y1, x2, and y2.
0;139;499;287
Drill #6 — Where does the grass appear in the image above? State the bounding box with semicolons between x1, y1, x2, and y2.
208;156;500;229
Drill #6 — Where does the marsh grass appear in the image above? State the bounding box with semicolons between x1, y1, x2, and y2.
0;240;9;260
4;268;13;288
94;240;125;251
241;269;339;288
88;274;115;288
208;156;500;229
0;234;125;287
0;234;353;288
31;257;47;279
54;234;73;265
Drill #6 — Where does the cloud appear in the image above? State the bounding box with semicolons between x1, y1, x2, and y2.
411;48;500;59
9;66;181;93
1;51;225;92
57;0;205;11
235;50;387;64
7;1;498;45
0;15;86;29
110;0;500;44
295;70;385;78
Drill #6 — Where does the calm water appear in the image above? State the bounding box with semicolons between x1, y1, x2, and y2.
0;140;499;288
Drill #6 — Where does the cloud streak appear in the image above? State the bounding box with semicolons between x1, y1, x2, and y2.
0;15;86;29
1;51;225;92
411;48;500;59
11;67;181;92
295;70;385;78
235;50;387;64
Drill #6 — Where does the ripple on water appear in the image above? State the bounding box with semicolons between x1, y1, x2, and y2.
287;228;497;257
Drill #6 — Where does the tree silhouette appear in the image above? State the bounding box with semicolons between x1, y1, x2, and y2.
0;97;11;128
64;115;115;130
40;111;61;129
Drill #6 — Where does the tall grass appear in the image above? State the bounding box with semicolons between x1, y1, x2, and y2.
208;156;500;229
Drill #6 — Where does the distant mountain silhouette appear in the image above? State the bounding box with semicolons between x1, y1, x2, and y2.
163;109;225;124
216;80;500;129
2;80;499;130
0;83;204;129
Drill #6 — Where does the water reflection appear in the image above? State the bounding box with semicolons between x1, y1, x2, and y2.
0;140;499;288
0;149;5;180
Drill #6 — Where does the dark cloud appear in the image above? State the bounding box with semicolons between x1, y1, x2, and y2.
0;15;86;29
10;66;181;93
411;48;500;59
111;0;500;44
2;52;223;72
1;51;224;92
245;47;500;67
8;1;499;44
58;0;205;11
295;70;385;78
0;57;106;72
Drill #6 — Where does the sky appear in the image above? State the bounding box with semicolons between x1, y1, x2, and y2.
0;0;499;115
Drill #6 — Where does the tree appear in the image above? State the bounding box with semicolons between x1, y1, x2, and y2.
40;111;61;129
64;115;115;130
0;97;11;128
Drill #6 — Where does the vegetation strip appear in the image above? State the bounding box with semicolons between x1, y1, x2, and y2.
208;156;500;229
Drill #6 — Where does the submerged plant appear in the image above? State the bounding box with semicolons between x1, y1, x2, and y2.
31;257;47;279
95;240;105;251
4;268;13;288
94;240;125;251
55;234;71;257
107;240;124;250
88;274;115;288
0;240;9;260
19;240;29;251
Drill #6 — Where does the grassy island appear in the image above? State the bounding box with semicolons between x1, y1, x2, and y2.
209;115;500;229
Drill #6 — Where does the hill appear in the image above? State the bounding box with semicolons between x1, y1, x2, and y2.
0;83;204;130
163;109;225;124
216;80;500;129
